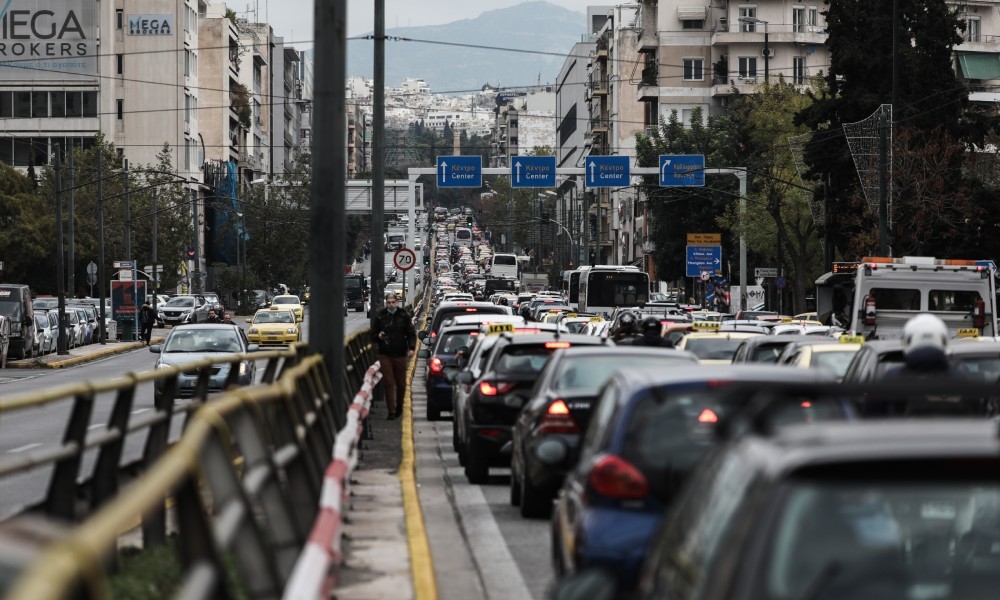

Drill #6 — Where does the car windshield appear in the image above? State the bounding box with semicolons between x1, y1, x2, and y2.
812;350;859;379
684;337;747;361
254;311;295;324
0;301;20;319
273;297;298;305
494;344;563;375
33;298;58;310
165;297;195;308
753;343;792;363
164;329;243;353
553;355;692;391
438;331;474;354
761;480;1000;600
623;390;844;504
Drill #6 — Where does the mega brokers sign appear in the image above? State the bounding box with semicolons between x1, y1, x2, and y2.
128;14;174;36
0;1;97;79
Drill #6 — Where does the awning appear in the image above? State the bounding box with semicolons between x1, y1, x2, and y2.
677;6;708;20
959;53;1000;80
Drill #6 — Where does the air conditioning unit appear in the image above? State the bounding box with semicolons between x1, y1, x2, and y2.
762;48;775;58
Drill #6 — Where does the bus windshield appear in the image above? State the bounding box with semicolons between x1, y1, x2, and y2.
586;272;649;307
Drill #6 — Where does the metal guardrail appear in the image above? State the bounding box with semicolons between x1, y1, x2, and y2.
2;329;381;599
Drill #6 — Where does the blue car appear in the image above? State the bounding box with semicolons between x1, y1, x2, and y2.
419;320;483;421
550;365;852;593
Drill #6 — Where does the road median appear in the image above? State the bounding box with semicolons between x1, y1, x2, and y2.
6;337;165;370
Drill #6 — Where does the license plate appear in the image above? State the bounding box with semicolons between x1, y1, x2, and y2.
921;502;957;519
267;336;278;341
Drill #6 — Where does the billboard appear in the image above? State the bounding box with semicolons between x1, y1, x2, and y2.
0;1;98;80
111;279;147;326
127;14;174;36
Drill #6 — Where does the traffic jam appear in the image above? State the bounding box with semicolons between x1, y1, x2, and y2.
418;207;1000;599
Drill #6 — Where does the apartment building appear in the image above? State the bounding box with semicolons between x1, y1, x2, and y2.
951;1;1000;105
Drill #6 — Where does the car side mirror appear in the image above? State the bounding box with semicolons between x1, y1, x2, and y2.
247;344;260;352
456;371;473;384
418;348;430;359
445;370;458;383
246;318;253;323
149;345;162;353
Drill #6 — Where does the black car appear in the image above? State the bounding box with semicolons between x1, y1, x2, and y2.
510;346;697;518
456;332;608;484
423;301;512;343
418;321;481;421
623;418;1000;600
345;273;368;312
730;335;808;364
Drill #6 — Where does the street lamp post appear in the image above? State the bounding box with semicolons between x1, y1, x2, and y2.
739;16;770;83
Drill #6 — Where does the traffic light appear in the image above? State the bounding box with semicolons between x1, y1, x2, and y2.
466;216;473;227
423;253;430;266
186;247;195;258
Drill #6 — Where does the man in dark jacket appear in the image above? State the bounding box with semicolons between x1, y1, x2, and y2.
139;300;156;345
373;292;417;419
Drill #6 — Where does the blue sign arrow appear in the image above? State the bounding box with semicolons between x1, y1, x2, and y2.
686;245;722;278
659;154;706;187
585;155;630;188
436;155;482;188
511;155;556;188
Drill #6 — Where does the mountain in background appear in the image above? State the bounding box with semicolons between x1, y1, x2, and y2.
347;1;585;93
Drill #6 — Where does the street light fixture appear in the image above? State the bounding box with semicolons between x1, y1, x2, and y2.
738;16;770;83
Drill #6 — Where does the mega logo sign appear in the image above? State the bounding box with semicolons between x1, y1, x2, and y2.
128;14;174;36
0;1;97;79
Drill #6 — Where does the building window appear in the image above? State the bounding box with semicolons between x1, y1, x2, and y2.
116;53;123;75
793;7;805;33
738;57;758;79
12;92;30;118
31;92;46;118
116;99;124;120
808;7;819;28
967;17;981;42
739;6;757;31
0;92;10;118
50;92;65;117
116;9;124;30
82;92;97;117
793;57;806;84
682;58;704;81
682;20;704;30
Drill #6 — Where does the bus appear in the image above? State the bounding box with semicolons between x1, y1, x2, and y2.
561;270;582;309
577;265;650;316
490;253;519;279
455;227;473;247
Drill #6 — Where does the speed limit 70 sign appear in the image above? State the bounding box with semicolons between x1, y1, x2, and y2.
393;248;416;271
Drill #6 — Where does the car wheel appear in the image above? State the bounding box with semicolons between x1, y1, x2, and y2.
427;402;441;422
520;469;550;518
464;440;488;484
451;416;460;452
510;464;522;506
191;316;197;324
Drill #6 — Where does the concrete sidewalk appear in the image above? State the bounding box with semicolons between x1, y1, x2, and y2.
7;330;167;369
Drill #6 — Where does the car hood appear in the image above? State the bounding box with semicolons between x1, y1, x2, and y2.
252;323;296;333
157;351;245;367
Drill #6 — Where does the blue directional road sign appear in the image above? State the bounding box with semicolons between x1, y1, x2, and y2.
585;155;630;188
511;156;556;188
436;155;482;188
660;154;705;187
686;245;722;278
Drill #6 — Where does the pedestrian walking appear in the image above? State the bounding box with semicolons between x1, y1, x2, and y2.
222;312;234;324
205;310;221;323
373;292;416;419
139;300;156;345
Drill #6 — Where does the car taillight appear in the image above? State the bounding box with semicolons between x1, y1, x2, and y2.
479;381;515;396
697;408;719;423
588;455;649;500
545;342;571;349
430;357;444;373
539;399;578;434
430;331;437;338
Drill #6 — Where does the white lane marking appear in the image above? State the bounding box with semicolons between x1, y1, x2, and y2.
451;470;533;600
131;408;150;415
7;443;42;453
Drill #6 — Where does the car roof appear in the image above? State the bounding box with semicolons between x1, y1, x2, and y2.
493;332;605;346
747;420;1000;479
167;323;243;331
610;364;836;394
549;345;698;362
444;314;524;326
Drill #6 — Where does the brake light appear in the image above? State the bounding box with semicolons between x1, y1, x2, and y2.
588;455;649;500
801;401;812;408
466;308;478;312
515;328;540;333
697;409;719;423
545;342;571;349
479;381;516;396
431;331;437;338
539;400;578;434
430;357;444;374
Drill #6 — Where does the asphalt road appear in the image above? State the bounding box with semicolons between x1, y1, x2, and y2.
0;308;373;519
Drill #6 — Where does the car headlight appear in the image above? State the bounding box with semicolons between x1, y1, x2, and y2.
156;363;173;370
157;312;165;318
239;362;248;375
248;328;258;334
287;328;298;334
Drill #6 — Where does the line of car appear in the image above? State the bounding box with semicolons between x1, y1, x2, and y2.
417;264;1000;599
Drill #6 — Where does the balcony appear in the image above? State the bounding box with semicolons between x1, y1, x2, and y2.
590;79;609;95
595;36;609;61
957;34;1000;54
590;116;609;131
637;65;658;100
712;22;827;46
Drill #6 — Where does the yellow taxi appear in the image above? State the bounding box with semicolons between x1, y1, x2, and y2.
270;294;304;322
447;223;456;232
302;287;311;304
246;306;300;346
676;331;762;365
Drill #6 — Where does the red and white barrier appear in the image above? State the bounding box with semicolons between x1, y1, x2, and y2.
283;361;383;600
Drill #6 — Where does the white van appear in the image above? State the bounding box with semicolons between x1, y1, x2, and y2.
490;253;518;280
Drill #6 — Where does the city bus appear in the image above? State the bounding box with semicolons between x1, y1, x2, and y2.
455;227;473;247
577;265;650;316
561;269;582;309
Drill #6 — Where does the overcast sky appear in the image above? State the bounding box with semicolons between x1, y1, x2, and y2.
252;0;594;48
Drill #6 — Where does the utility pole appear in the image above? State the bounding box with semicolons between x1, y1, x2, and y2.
370;0;385;321
124;159;130;261
582;191;590;266
55;146;68;355
878;112;888;255
68;148;75;298
191;188;201;295
97;148;106;343
151;189;158;310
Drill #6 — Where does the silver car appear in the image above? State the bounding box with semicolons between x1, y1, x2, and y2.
33;313;54;355
158;295;210;326
150;324;258;401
